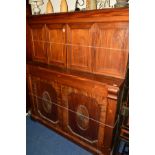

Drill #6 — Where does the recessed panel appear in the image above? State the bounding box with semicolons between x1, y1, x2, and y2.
68;93;100;142
36;80;59;123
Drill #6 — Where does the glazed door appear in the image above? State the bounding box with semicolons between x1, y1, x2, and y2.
67;23;93;72
29;24;47;63
93;22;129;78
46;24;67;67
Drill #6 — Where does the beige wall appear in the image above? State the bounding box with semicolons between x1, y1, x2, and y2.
31;0;116;14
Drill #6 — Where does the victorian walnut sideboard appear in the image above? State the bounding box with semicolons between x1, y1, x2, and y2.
26;8;129;155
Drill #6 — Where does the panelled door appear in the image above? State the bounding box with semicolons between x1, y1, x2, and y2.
29;24;47;63
61;83;108;149
67;23;93;72
93;22;129;78
46;24;67;67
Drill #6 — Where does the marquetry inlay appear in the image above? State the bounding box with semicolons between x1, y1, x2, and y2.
42;91;52;113
76;105;89;130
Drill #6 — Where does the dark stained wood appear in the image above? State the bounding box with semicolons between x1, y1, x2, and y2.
26;8;129;155
26;2;32;112
35;80;59;122
26;2;32;61
68;93;99;141
27;75;37;115
26;76;31;112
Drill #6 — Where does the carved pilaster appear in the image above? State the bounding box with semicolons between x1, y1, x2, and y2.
103;85;119;149
107;85;119;100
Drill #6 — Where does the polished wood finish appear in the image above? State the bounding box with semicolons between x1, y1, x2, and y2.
93;22;128;78
29;24;47;63
28;8;128;24
27;8;129;155
67;23;93;72
28;8;128;79
26;1;32;112
46;24;67;67
27;63;120;154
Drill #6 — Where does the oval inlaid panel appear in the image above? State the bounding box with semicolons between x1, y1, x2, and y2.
42;91;52;114
76;105;89;130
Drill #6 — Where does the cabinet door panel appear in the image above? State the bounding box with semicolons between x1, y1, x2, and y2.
30;24;47;63
68;92;100;142
93;22;129;78
30;76;60;124
37;80;58;123
46;24;66;67
67;24;93;72
61;85;107;147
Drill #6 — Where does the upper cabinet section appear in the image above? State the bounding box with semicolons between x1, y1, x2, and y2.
28;8;129;79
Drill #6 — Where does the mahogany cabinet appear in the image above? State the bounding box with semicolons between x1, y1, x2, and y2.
27;8;129;155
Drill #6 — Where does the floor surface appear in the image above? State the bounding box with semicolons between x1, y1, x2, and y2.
26;116;93;155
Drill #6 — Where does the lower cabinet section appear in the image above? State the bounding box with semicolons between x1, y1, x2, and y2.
27;67;120;155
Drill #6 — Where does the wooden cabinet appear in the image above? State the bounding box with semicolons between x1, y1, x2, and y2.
27;8;129;155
